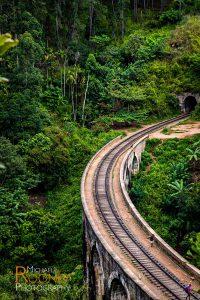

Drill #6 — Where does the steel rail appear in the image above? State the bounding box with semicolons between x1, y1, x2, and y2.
93;115;200;300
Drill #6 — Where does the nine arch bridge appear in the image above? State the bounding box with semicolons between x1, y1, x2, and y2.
81;115;200;300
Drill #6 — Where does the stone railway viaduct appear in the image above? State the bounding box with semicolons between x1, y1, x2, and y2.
81;95;200;300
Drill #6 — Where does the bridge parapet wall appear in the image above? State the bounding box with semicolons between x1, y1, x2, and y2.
82;128;200;300
81;136;157;300
83;215;155;300
120;137;200;282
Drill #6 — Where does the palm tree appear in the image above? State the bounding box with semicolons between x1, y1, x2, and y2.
169;161;188;181
186;147;200;170
168;179;186;197
187;148;200;161
168;179;192;246
66;65;82;121
66;67;77;120
168;178;193;195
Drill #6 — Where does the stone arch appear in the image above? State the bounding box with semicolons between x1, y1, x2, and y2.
128;151;134;173
132;155;139;175
125;166;130;188
89;241;105;299
184;95;197;112
108;272;130;300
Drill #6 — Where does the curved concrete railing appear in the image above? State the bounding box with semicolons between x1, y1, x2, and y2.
81;135;161;300
120;137;200;281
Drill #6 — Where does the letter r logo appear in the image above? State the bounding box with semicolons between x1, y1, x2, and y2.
16;266;28;283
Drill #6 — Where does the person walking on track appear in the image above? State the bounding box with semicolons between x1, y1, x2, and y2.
185;283;191;300
149;234;155;247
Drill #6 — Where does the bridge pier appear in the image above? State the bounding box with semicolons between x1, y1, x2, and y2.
82;118;200;300
83;136;152;300
123;138;146;188
83;211;153;300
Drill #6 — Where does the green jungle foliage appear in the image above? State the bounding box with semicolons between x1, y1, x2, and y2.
192;104;200;120
130;136;200;261
0;0;200;298
0;123;122;299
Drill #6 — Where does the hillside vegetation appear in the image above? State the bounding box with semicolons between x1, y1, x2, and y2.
130;135;200;266
0;0;200;299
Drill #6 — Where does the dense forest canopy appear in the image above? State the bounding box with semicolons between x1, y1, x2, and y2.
1;0;200;129
1;1;173;45
0;0;200;298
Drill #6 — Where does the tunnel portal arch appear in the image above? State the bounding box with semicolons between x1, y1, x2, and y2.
184;96;197;112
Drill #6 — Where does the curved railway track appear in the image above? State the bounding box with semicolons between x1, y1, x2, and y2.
93;115;200;300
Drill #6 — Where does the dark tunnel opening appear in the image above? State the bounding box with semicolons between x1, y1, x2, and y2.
184;96;197;113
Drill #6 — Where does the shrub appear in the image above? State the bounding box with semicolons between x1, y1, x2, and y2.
140;151;153;170
21;126;69;189
90;34;111;49
191;104;200;120
138;33;167;62
0;137;38;191
189;54;200;76
170;16;200;53
159;9;181;25
145;138;161;152
161;127;172;135
121;33;144;62
187;232;200;268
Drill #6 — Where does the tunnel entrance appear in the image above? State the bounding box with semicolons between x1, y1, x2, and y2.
110;278;128;300
184;96;197;112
